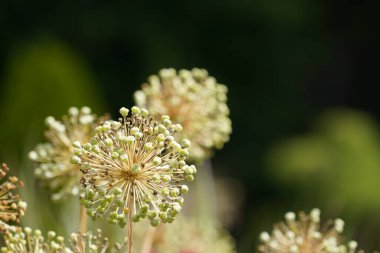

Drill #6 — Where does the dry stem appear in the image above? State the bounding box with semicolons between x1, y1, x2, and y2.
79;205;88;233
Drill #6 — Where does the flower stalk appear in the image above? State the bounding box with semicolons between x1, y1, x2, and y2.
72;106;196;252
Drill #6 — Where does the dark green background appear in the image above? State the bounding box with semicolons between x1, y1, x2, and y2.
1;0;380;252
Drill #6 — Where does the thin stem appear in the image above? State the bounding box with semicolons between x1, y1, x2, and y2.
126;198;134;253
79;205;88;233
140;226;157;253
127;216;134;253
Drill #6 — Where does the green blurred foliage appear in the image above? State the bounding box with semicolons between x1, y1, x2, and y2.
0;37;107;162
266;108;380;248
0;37;107;237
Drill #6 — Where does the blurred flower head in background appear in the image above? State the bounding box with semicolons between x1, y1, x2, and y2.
135;215;236;253
68;229;126;253
29;106;107;201
134;68;232;161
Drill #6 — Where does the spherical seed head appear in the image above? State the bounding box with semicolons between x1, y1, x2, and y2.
76;107;194;227
258;209;361;253
134;68;232;161
0;163;26;232
2;227;69;252
29;106;108;201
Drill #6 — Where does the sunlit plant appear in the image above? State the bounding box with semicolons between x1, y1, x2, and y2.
3;66;376;253
72;106;195;253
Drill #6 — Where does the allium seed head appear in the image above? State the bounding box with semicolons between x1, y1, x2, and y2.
29;106;108;201
258;209;361;253
134;68;232;161
1;227;69;252
0;163;26;232
1;227;125;253
75;107;195;227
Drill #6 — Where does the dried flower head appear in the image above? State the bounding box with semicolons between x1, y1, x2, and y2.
0;163;27;232
1;227;68;252
74;106;195;228
135;216;236;253
258;209;360;253
68;229;126;253
134;68;232;161
29;106;107;201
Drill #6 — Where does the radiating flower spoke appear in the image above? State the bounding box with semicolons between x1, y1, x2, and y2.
74;107;195;228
